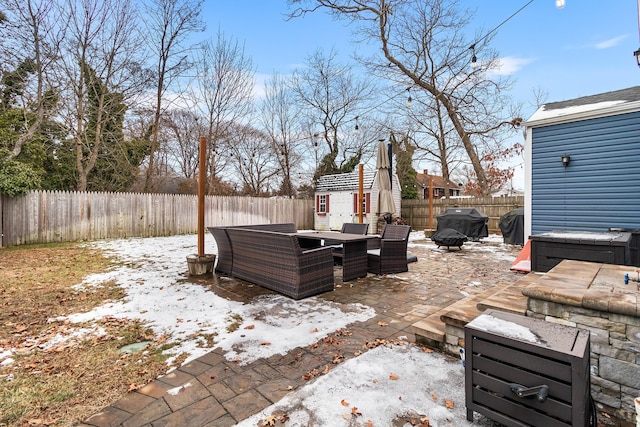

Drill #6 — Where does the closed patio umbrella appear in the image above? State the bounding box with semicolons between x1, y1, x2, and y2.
376;141;396;217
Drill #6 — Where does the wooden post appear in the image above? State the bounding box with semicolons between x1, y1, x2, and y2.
198;136;206;256
429;175;434;230
358;164;364;224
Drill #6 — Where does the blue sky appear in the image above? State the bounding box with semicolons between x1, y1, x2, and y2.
201;1;639;187
203;1;638;115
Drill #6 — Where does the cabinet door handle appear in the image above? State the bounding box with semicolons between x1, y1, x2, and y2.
509;383;549;402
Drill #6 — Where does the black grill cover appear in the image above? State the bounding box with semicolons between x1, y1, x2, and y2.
436;208;488;240
431;228;468;248
499;208;524;245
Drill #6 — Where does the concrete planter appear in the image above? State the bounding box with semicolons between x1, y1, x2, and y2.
186;254;216;276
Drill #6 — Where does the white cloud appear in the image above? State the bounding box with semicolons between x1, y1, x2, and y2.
595;34;629;49
491;56;536;76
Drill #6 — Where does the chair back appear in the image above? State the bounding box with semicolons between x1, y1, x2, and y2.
341;223;369;235
380;224;411;240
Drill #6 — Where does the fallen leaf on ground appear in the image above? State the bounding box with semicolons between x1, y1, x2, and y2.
431;393;438;401
260;341;270;346
444;399;455;409
377;321;388;327
389;373;399;380
261;415;277;426
244;324;255;329
341;399;350;407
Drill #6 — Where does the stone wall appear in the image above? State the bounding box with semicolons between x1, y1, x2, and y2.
527;298;640;427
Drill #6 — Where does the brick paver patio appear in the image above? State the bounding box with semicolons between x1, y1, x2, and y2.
80;239;521;427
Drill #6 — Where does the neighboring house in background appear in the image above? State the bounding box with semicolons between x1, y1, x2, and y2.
416;169;462;199
491;188;524;197
314;170;401;233
523;86;640;239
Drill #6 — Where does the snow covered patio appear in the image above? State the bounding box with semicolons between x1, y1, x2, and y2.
42;231;522;426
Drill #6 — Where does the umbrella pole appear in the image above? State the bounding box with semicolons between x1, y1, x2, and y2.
429;175;434;230
358;164;364;223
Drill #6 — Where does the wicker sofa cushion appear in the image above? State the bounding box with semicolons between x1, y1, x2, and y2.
208;223;297;275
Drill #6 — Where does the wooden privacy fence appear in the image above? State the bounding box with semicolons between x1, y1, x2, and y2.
0;191;314;247
401;196;524;234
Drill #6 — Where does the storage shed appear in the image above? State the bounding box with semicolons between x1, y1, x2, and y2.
523;86;640;241
314;170;401;233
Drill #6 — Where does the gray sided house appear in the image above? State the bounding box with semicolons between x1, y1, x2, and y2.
523;86;640;239
314;170;401;233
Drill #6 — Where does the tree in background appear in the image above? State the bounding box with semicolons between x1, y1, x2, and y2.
260;73;304;198
289;0;523;195
389;132;418;199
141;0;204;192
0;0;60;195
227;123;279;196
462;142;523;195
289;48;377;182
189;29;254;195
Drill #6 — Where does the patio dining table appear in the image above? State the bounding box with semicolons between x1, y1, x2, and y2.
297;231;377;282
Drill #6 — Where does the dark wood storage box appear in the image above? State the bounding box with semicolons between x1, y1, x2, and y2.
530;230;631;272
465;310;590;427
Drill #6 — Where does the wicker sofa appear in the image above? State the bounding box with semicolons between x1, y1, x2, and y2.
367;224;412;275
207;223;297;275
224;228;335;299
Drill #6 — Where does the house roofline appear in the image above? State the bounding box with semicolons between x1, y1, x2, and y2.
525;100;640;128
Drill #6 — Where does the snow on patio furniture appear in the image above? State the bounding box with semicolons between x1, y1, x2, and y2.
367;224;411;275
207;223;297;275
224;228;335;299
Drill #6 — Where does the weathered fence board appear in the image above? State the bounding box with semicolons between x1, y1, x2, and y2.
0;191;315;247
401;196;524;233
1;191;523;247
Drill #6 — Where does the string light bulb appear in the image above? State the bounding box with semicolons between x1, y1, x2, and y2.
354;116;359;134
469;44;477;68
406;88;412;107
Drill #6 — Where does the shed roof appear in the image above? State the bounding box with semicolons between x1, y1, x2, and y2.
525;86;640;127
316;170;377;192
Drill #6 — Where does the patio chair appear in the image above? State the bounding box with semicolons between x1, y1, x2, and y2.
367;224;411;275
330;222;369;264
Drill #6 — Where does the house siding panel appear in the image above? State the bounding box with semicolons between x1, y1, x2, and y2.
531;110;640;234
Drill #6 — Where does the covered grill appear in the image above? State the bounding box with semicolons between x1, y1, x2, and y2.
499;207;524;245
436;208;488;241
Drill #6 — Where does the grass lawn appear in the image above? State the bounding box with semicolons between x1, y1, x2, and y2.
0;243;172;426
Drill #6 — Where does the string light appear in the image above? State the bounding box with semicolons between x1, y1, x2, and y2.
406;88;412;107
469;44;477;68
354;116;359;134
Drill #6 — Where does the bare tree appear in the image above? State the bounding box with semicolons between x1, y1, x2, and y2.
259;73;304;197
289;48;377;180
141;0;204;192
161;109;201;180
289;0;522;195
0;0;60;161
227;123;280;196
189;29;255;195
55;0;146;191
